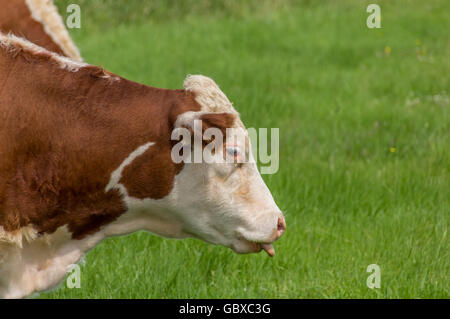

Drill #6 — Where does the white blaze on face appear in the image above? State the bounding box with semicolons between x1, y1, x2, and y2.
163;126;284;256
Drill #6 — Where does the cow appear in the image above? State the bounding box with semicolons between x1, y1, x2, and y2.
0;32;286;298
0;0;82;61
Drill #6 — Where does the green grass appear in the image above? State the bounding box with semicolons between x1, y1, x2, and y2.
40;0;450;298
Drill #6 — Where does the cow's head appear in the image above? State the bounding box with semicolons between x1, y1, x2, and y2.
108;75;285;256
167;76;285;256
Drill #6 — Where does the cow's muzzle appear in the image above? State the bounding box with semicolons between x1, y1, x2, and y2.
259;216;286;257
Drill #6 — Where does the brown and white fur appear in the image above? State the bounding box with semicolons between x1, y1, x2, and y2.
0;33;285;298
0;0;82;61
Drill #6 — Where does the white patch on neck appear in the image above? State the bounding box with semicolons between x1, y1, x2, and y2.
25;0;83;62
102;141;190;239
0;32;86;72
105;142;155;196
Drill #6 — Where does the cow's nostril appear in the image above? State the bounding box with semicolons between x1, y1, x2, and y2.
277;216;286;237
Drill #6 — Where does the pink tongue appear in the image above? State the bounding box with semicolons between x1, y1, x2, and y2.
261;244;275;257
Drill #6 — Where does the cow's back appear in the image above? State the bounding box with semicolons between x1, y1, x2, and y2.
0;0;82;61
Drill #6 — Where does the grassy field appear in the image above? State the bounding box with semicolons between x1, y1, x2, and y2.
39;0;450;298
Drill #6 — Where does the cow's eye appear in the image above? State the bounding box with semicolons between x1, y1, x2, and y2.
225;146;240;159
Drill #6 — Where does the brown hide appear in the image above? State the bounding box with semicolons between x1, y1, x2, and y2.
0;0;67;56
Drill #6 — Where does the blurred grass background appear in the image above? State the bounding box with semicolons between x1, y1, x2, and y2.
39;0;450;298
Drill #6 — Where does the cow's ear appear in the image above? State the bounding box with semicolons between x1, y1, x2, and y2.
170;112;237;163
198;113;236;136
172;111;236;142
